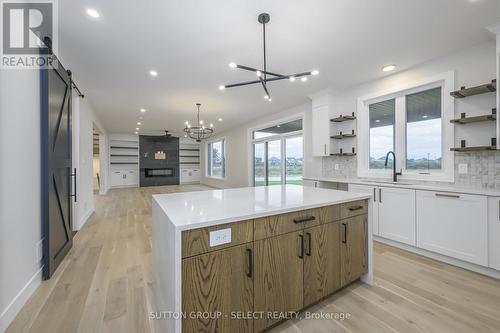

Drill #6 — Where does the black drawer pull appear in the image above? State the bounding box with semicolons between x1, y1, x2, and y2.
298;234;304;259
348;205;363;211
246;248;253;278
293;216;316;224
306;232;312;256
342;223;347;244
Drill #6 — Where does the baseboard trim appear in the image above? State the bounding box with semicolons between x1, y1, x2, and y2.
375;236;500;280
76;208;94;230
0;267;43;333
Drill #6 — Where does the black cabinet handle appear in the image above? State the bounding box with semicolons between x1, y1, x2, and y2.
342;223;347;244
306;232;312;256
69;168;77;203
348;205;363;211
298;234;304;259
246;248;252;278
373;187;377;202
293;216;316;224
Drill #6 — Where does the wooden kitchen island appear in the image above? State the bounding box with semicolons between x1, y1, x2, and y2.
152;185;373;333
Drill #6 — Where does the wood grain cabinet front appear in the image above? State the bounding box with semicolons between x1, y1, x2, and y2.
182;244;254;333
303;222;341;307
254;209;319;240
254;230;304;332
340;214;368;287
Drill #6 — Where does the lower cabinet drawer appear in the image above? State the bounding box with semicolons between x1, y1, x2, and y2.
340;200;368;219
254;209;319;240
182;220;253;258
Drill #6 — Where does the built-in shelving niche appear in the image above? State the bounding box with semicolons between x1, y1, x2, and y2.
179;140;201;184
330;112;356;156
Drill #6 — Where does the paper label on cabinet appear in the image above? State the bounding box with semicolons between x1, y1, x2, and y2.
209;228;232;247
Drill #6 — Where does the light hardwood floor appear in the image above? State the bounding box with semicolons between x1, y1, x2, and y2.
7;185;500;333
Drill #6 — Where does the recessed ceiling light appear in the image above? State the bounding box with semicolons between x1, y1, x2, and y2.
149;70;158;77
311;70;319;76
134;131;138;134
277;125;281;128
135;127;139;130
218;118;223;122
301;77;308;82
86;8;100;18
382;64;396;72
140;108;146;113
137;122;141;125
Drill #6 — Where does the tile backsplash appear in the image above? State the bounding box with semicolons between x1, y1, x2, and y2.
323;152;500;191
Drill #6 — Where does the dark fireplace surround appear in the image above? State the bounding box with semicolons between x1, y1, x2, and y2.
139;135;179;187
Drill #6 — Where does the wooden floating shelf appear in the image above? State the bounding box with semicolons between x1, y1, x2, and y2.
110;154;138;157
450;114;496;124
110;162;139;165
450;146;497;152
179;155;200;158
331;134;356;139
330;115;356;122
450;80;496;98
180;162;201;165
180;148;200;151
330;153;357;156
110;146;138;149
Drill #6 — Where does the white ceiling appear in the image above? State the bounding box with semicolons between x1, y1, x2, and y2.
58;0;500;134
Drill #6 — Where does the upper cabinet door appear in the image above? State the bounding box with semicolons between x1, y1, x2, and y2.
311;105;330;156
254;231;304;332
340;215;368;287
416;190;488;266
378;187;416;246
303;222;341;307
182;243;254;333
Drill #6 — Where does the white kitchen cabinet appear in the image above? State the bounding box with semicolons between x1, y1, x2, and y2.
110;169;139;187
416;190;488;266
488;197;500;271
349;184;415;244
311;105;330;157
180;168;200;184
303;179;319;187
378;187;416;246
349;184;379;235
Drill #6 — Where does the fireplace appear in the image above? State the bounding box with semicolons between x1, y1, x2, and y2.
145;168;174;178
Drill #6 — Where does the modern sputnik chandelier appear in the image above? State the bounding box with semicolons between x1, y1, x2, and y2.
184;103;214;142
219;13;319;101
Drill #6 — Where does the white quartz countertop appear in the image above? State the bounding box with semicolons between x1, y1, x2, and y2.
303;176;500;197
152;185;371;230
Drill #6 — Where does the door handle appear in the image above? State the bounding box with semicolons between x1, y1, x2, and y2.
298;234;304;259
306;232;312;256
293;216;316;224
342;223;347;244
69;168;77;202
435;193;460;199
379;188;382;203
246;248;253;278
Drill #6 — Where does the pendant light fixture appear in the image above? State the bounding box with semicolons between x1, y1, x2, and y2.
184;103;214;142
219;13;319;101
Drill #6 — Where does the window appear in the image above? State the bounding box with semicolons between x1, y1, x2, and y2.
369;99;395;169
207;139;225;178
251;118;303;186
406;87;442;170
357;71;454;182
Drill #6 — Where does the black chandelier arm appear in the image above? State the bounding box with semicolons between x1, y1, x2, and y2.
259;76;271;98
223;71;312;89
235;64;286;78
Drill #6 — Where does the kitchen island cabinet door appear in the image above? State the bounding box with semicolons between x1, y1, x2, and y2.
340;215;368;287
254;231;304;332
303;222;341;307
182;244;254;333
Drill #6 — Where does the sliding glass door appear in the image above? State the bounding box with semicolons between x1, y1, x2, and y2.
252;118;303;186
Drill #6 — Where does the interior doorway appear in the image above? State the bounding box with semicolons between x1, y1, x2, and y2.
92;127;100;194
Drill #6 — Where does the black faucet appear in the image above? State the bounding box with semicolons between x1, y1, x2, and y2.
385;151;402;182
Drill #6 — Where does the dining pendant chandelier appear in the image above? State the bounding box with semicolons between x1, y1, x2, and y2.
184;103;214;142
219;13;319;101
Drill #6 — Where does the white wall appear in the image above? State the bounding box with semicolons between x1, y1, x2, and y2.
0;69;43;332
200;102;322;188
0;72;107;331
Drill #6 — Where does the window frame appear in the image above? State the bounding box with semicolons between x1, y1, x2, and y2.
206;137;226;180
357;71;455;182
248;114;304;186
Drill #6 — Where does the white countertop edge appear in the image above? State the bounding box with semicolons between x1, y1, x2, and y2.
303;176;500;197
154;193;372;232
